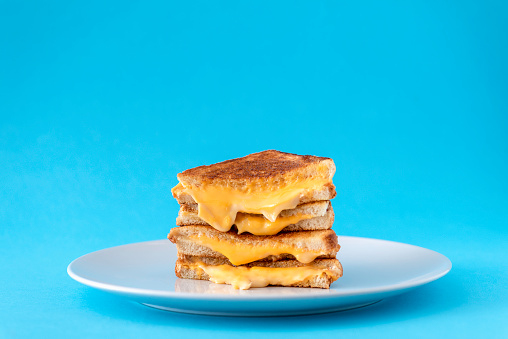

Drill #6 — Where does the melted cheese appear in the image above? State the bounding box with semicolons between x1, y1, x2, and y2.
178;208;315;236
189;235;327;265
193;262;337;290
234;212;314;235
173;178;330;232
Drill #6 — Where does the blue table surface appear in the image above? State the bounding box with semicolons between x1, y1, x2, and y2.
1;1;507;338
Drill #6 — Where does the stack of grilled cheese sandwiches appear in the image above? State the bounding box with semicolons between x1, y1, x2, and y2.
168;150;343;289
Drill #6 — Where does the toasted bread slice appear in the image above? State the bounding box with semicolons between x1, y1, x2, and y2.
172;150;336;232
177;150;336;187
176;255;343;289
176;201;334;235
168;226;340;265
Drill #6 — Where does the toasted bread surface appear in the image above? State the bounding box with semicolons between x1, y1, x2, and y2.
178;150;334;183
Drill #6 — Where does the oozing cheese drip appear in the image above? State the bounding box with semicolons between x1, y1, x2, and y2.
173;178;330;232
194;262;338;290
234;212;314;235
189;235;328;265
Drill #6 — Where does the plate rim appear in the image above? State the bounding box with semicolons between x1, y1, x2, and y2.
67;236;452;301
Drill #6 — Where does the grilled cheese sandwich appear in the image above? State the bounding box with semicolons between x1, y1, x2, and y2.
172;150;336;232
168;150;341;289
168;226;340;265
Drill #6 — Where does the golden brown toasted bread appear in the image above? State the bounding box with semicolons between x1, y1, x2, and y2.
175;255;343;289
177;150;335;187
168;226;340;265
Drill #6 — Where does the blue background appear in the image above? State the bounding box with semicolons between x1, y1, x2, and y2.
1;1;507;338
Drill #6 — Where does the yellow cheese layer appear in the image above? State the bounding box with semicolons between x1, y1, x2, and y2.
193;262;338;290
189;235;327;265
178;209;315;236
172;178;330;232
234;212;314;235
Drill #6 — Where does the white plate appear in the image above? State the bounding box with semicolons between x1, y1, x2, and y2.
67;236;451;316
